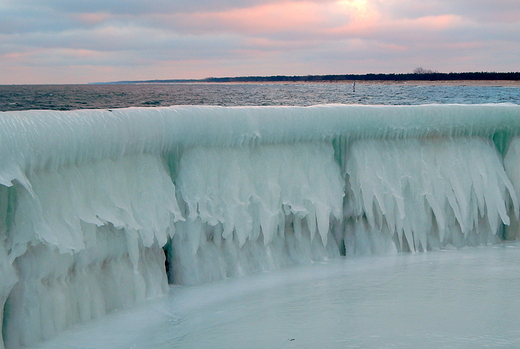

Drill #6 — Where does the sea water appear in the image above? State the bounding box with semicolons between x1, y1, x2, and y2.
1;83;519;111
2;83;520;349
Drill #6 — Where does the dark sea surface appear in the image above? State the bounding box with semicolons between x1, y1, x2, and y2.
1;83;519;111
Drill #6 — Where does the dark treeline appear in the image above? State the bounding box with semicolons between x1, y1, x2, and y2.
99;72;520;84
203;72;520;83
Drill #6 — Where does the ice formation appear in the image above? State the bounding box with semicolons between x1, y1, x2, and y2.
1;104;520;348
2;155;180;348
343;137;516;254
172;143;344;284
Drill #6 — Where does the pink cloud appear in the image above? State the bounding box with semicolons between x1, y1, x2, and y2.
399;14;465;31
164;1;473;42
184;2;326;33
74;12;112;25
3;52;26;60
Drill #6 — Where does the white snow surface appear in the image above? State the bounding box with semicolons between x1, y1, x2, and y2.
1;104;520;348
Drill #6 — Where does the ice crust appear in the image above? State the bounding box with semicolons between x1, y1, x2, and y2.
1;104;520;348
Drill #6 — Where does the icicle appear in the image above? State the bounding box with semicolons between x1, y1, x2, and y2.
345;136;513;251
176;142;344;248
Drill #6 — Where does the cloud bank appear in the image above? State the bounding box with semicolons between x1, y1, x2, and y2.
1;0;519;83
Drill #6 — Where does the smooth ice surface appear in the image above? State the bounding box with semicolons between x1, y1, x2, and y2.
25;242;520;349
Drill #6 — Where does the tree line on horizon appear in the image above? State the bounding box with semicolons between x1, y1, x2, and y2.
103;71;520;84
203;71;520;83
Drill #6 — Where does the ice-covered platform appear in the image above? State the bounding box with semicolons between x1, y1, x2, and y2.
1;104;520;348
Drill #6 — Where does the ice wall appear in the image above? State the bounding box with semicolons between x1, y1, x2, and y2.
2;104;520;187
1;104;520;348
1;155;181;348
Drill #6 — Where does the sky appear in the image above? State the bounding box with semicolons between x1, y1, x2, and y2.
0;0;519;84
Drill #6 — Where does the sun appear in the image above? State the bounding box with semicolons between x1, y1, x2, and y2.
334;0;379;25
336;0;371;14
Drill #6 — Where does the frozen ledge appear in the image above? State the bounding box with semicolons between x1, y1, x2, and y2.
1;104;520;186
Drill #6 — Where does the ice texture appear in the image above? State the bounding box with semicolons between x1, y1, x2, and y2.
2;155;180;348
343;137;517;253
504;136;520;239
1;104;520;348
1;104;519;187
173;143;344;284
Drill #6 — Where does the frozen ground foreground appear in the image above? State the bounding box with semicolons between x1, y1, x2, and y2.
27;242;520;349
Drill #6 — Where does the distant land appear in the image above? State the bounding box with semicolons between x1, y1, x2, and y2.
95;71;520;84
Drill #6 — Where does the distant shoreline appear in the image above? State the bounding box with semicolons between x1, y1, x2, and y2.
96;72;520;86
188;80;520;87
93;80;520;88
369;80;520;87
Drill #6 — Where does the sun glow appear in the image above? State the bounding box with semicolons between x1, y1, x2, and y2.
336;0;372;17
332;0;380;33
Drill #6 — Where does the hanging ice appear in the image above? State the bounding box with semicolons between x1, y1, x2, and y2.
172;142;344;284
343;137;517;254
2;155;182;348
1;104;520;348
